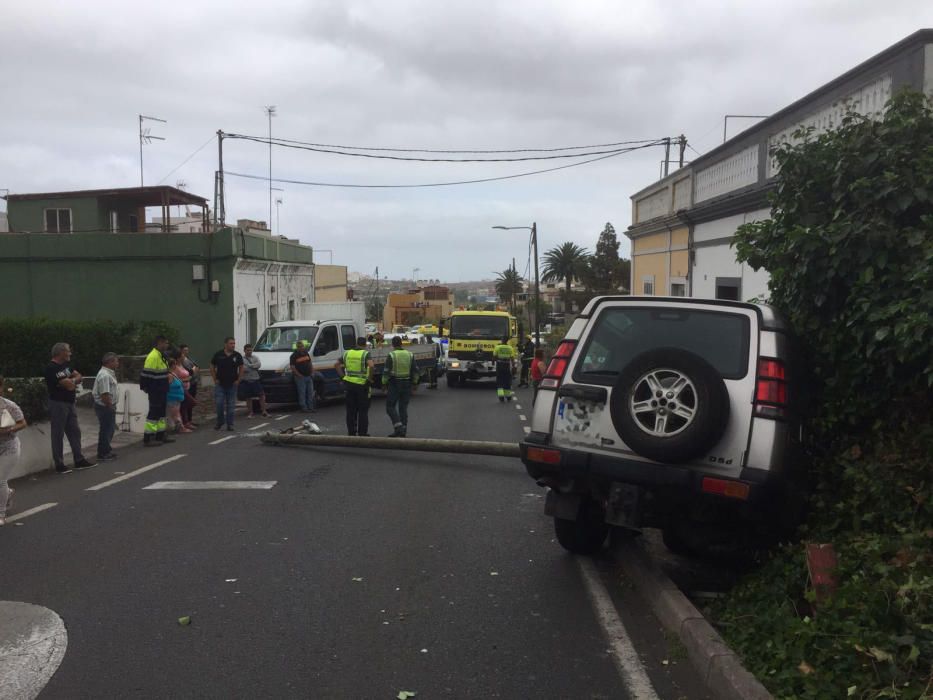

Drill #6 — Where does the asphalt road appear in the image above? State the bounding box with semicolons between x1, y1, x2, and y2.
1;379;709;699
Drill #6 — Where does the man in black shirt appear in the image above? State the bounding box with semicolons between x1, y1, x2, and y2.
518;336;535;388
210;337;244;431
44;342;95;473
289;340;315;412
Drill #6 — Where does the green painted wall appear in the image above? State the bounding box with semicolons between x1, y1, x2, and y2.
0;228;312;365
8;197;103;233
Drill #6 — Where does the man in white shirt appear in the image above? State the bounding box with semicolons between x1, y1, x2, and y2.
92;353;120;461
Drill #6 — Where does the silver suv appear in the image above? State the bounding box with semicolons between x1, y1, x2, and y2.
521;296;806;557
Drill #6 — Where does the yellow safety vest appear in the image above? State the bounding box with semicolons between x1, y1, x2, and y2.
342;349;370;385
494;343;514;361
387;349;414;379
140;347;169;392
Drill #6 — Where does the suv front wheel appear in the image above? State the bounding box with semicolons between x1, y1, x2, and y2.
609;347;730;463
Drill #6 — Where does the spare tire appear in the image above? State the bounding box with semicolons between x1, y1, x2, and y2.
609;347;729;463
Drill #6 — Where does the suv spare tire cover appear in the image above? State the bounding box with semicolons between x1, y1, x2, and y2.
609;347;730;464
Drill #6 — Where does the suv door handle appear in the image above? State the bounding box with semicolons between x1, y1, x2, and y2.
558;384;608;403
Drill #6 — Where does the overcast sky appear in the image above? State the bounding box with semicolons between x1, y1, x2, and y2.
2;1;930;282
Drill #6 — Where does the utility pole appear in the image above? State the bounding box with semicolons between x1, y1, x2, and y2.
678;134;687;168
532;222;540;347
214;130;225;229
139;114;166;187
511;256;517;313
663;136;672;177
265;106;276;231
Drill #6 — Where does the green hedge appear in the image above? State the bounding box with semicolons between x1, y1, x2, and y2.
2;378;48;423
723;92;933;698
0;318;179;378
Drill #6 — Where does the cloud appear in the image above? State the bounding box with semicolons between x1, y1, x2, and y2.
1;0;928;279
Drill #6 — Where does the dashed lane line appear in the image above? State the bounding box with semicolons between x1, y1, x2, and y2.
5;503;58;522
515;404;522;409
523;426;531;434
519;415;527;421
577;558;661;700
86;454;187;491
275;415;291;421
208;435;236;446
253;422;270;430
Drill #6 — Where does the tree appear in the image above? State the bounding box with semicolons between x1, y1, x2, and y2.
540;242;589;312
723;91;933;700
734;91;933;432
494;267;524;313
580;223;623;292
365;298;383;323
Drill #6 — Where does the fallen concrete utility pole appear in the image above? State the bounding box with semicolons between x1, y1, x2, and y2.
260;432;521;458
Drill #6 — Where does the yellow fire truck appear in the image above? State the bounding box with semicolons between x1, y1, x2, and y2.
441;310;520;387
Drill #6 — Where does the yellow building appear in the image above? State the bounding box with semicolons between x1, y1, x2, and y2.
628;172;691;297
314;264;349;302
383;285;453;329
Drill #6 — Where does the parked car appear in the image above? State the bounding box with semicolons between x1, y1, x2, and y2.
520;296;807;558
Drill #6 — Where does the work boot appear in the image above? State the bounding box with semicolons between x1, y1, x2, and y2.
156;432;176;444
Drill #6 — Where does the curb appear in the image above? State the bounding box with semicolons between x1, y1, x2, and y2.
612;536;773;700
0;601;68;699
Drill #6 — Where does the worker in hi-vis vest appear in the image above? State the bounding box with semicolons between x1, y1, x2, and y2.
494;335;516;402
139;335;175;446
382;335;418;437
336;336;375;436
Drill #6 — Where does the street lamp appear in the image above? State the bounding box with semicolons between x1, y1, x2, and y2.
492;222;540;346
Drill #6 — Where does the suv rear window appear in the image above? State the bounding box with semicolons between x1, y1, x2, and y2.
572;307;751;383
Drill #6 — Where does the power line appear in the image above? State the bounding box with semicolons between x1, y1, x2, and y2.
223;142;660;189
156;134;217;185
223;132;664;155
224;133;667;163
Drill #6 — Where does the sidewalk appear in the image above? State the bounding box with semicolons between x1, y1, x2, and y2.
11;398;138;480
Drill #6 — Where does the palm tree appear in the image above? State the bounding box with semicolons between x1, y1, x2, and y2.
494;267;524;314
541;242;589;313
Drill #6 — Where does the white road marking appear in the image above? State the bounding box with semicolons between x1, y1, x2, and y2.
253;422;270;430
275;415;290;421
5;502;57;522
577;559;660;700
208;435;236;445
523;426;531;434
86;454;186;491
515;404;522;409
0;602;67;700
143;481;277;490
519;415;527;421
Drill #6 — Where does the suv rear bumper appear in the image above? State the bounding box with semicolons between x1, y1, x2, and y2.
520;432;783;504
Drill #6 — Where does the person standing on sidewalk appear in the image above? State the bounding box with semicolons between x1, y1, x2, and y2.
383;336;418;437
211;337;244;431
92;352;120;461
289;340;315;413
530;348;546;402
336;337;374;436
178;344;199;428
44;342;95;472
241;344;269;418
140;336;173;448
0;375;27;525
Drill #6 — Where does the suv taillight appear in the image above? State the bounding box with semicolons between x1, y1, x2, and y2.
541;340;577;390
755;357;787;419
